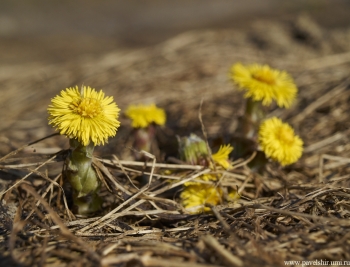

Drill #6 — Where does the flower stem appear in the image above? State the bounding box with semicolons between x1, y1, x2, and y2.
239;98;266;138
178;134;209;166
132;125;161;161
65;139;101;215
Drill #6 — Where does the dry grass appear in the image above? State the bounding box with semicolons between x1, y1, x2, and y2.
1;15;350;266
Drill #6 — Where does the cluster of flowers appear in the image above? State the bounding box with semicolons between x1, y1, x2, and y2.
231;63;303;166
178;137;239;214
47;62;303;215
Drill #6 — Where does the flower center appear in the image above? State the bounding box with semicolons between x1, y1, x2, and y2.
70;97;102;118
252;70;276;85
277;125;294;145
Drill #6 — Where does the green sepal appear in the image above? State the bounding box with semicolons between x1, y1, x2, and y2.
238;99;266;139
65;139;101;215
178;134;209;166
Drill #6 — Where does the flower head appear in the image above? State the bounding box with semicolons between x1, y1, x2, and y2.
230;63;297;108
48;86;120;146
259;117;303;166
178;134;209;165
212;144;234;170
180;183;222;214
125;103;166;128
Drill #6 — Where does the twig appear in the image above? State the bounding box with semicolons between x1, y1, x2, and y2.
291;80;349;124
303;51;350;70
201;235;243;267
304;132;344;153
0;154;58;197
21;184;100;263
100;158;204;170
0;133;59;163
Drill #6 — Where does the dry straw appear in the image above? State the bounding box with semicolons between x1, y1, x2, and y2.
1;19;350;267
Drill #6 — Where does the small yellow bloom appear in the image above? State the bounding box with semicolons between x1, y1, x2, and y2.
259;117;303;166
48;86;120;146
180;183;222;214
212;144;234;170
230;63;297;108
125;104;166;128
227;190;240;202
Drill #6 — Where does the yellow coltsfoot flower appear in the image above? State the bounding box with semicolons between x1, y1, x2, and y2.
259;117;303;166
212;144;234;170
178;134;234;169
48;86;120;215
48;86;120;146
125;103;166;160
230;63;297;108
180;183;223;214
125;103;166;128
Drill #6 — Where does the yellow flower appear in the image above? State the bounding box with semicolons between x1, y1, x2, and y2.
180;183;222;214
212;144;234;170
125;104;166;128
227;190;240;202
259;117;303;166
230;63;297;108
48;86;120;146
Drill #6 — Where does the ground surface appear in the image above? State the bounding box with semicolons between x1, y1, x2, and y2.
1;2;350;267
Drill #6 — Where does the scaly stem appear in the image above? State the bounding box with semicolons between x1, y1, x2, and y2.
178;134;209;166
235;99;268;172
65;139;101;215
238;98;266;139
132;125;157;160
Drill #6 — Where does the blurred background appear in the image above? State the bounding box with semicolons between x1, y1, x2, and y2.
1;0;350;65
1;0;350;157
